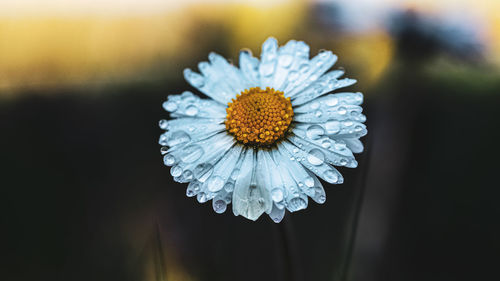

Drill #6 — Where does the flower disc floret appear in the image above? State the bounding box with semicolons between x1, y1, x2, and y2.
225;87;294;146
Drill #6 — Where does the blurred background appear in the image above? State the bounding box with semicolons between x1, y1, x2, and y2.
1;0;500;280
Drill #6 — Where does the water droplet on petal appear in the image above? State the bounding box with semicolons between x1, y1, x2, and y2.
271;188;284;202
307;149;325;166
182;170;193;181
310;101;320;109
278;54;293;67
159;119;168;129
180;145;204;163
197;192;208;203
230;169;240;180
224;182;234;192
288;197;307;211
338;106;347;115
304;177;315;188
160;146;169;155
306;125;325;140
325;95;339;106
321;139;331;148
324;170;338;183
207;176;224;192
170;165;182;177
185;105;199;116
167;131;191;147
163;154;175;166
213;199;227;214
163;101;178;112
299;64;309;73
318;195;326;203
343;121;353;127
325;120;340;134
315;110;323;117
194;163;213;182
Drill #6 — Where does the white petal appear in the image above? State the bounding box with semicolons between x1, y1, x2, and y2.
269;40;311;91
204;145;244;193
269;203;286;223
239;50;260;86
344;138;364;153
278;141;344;184
293;92;363;113
291;77;357;106
284;50;338;96
159;119;225;148
166;133;234;182
271;148;325;203
184;68;235;105
207;52;251;92
232;149;271;221
293;104;366;124
259;37;279;88
163;91;226;119
287;133;357;168
303;169;326;204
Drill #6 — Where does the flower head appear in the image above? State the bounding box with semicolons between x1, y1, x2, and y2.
159;37;367;222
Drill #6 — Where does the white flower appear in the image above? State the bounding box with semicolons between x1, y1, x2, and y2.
159;37;367;222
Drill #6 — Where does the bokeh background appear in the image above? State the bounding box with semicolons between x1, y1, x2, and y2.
2;0;500;280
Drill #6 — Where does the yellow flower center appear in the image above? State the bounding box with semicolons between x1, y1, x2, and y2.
225;87;294;146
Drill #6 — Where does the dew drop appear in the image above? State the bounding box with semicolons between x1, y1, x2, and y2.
340;158;348;166
163;101;178;112
197;192;208;203
167;131;191;147
307;149;325;166
306;125;325;140
318;195;326;203
180;145;204;163
325;95;339;106
159;119;168;129
170;165;182;177
343;121;353;127
299;64;310;73
288;71;299;80
212;199;227;214
304;177;315;188
194;163;214;182
207;176;224;192
163;154;175;166
182;170;193;181
338;106;347;115
325;120;340;134
321;139;331;149
271;188;284;202
288;197;307;211
310;101;320;109
278;54;293;67
185;70;205;88
324;170;338;183
230;169;240;180
224;182;234;192
185;105;199;116
160;146;169;155
261;62;275;76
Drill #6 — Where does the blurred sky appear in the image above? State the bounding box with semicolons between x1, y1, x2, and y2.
0;0;499;94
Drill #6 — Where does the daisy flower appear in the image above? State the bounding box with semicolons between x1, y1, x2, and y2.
159;37;366;222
